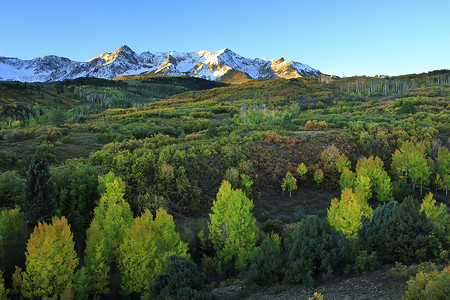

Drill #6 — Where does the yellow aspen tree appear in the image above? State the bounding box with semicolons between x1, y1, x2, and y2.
209;181;258;270
327;188;373;237
118;208;188;295
22;217;78;299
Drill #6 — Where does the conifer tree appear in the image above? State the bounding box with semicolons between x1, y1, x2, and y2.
23;152;56;225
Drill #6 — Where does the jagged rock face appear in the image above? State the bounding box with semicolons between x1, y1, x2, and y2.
0;45;321;83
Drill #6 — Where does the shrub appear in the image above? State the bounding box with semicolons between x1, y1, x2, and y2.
246;238;282;286
146;255;216;300
0;171;25;208
308;292;324;300
0;151;18;168
402;264;450;300
390;262;416;280
285;215;352;285
358;201;399;252
377;197;440;264
354;250;379;275
304;120;328;131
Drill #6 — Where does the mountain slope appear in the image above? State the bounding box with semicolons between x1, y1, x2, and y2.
0;45;321;83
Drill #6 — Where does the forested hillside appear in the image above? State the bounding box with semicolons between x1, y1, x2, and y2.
0;71;449;299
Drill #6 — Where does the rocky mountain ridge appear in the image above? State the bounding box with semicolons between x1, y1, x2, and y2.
0;45;321;83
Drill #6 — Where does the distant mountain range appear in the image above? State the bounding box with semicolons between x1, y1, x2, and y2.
0;45;321;83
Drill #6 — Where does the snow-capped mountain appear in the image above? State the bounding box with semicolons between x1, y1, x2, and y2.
0;45;321;83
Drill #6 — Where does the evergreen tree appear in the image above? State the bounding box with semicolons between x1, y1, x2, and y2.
0;208;26;275
246;237;282;286
23;152;56;225
0;171;25;209
285;215;351;285
147;255;215;300
377;197;440;264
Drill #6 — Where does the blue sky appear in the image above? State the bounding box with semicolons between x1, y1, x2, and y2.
1;0;449;77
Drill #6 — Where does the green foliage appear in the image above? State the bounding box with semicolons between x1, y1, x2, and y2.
23;152;57;226
84;220;110;297
336;154;351;173
118;208;189;295
313;169;324;185
0;70;449;299
0;151;18;168
285;215;352;285
73;267;90;300
22;216;78;300
208;181;259;271
93;173;133;261
146;255;215;300
397;101;417;114
11;266;23;299
377;197;440;264
436;147;449;195
83;174;133;297
390;261;416;280
327;188;373;237
52;163;99;236
0;171;25;208
246;237;282;286
0;270;8;300
392;141;432;194
281;172;297;197
0;208;26;274
296;162;308;177
340;167;355;190
355;156;393;202
420;193;447;226
402;264;450;300
354;250;379;275
358;200;400;252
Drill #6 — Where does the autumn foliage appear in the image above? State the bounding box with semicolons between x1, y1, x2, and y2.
22;216;78;299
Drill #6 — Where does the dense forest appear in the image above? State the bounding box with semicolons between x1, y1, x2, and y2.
0;71;449;299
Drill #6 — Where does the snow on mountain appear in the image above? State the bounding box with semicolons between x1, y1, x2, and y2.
0;45;321;83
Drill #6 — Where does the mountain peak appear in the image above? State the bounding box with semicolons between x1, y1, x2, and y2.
0;47;321;83
118;44;133;53
114;44;135;56
216;48;235;55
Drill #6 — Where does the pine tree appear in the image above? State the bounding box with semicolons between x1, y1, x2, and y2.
23;152;56;225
